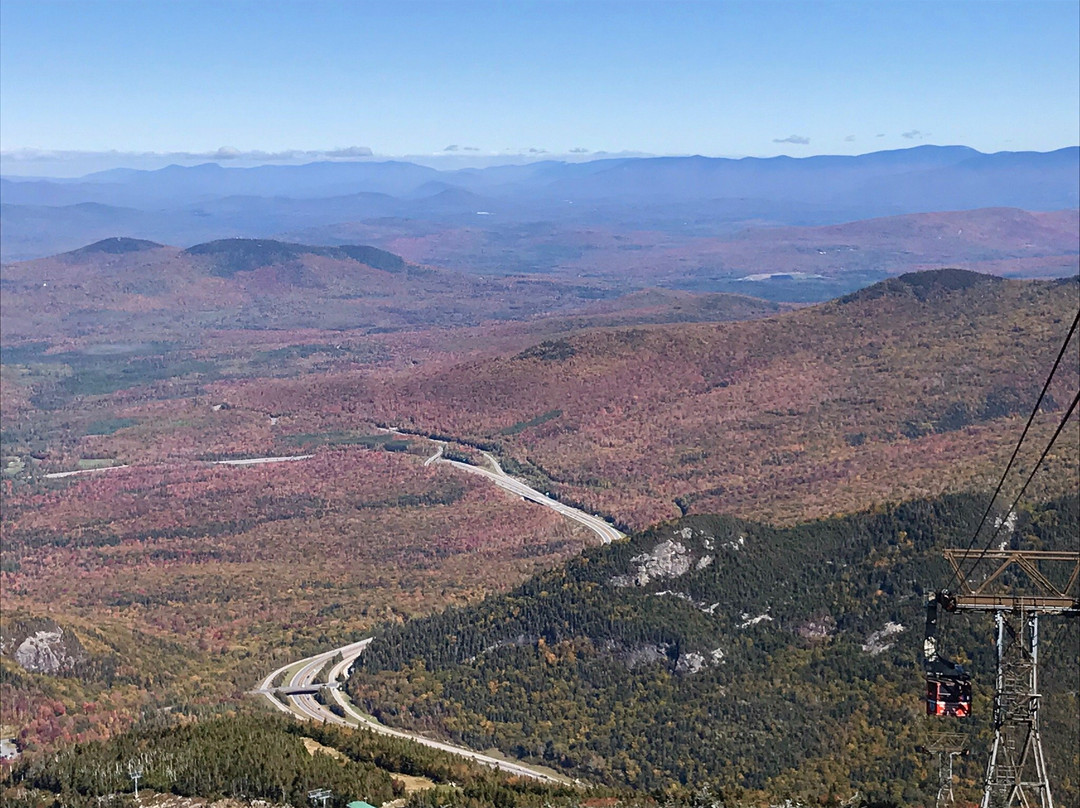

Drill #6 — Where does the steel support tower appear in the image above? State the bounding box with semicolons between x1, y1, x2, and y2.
925;731;967;808
942;549;1079;808
982;609;1053;807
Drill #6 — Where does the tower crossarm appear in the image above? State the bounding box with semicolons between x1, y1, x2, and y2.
943;550;1080;615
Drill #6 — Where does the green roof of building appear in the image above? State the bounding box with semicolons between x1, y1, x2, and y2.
347;802;376;808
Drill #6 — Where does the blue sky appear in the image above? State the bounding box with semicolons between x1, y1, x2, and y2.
1;0;1078;174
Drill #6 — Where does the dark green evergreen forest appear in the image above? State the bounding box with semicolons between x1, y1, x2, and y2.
4;713;603;808
6;715;395;807
349;493;1080;804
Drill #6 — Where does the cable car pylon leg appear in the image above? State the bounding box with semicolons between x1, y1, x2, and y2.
981;610;1055;808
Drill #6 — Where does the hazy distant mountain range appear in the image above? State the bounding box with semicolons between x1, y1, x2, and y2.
2;145;1077;265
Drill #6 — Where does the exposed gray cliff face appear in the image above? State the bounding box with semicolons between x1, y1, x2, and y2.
15;629;76;674
861;622;906;655
796;615;838;643
611;536;714;587
0;618;88;675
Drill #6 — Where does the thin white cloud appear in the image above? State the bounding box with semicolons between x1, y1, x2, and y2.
772;135;810;145
901;129;928;140
324;146;374;158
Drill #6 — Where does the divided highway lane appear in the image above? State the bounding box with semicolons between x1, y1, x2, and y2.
257;641;569;784
440;454;624;544
255;639;372;714
45;454;314;479
422;442;444;466
391;428;623;545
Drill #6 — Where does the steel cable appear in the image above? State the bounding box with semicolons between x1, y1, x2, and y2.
944;308;1080;591
956;388;1080;587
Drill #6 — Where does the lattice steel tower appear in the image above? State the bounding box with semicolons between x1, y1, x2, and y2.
924;732;967;808
940;549;1079;808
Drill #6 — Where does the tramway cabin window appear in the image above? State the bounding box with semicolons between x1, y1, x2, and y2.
926;673;972;717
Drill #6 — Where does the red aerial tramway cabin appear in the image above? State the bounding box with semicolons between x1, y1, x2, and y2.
924;591;972;718
926;669;972;717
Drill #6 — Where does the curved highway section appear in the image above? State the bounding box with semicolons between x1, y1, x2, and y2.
258;443;622;783
257;640;568;783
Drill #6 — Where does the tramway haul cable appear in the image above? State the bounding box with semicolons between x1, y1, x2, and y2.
944;308;1080;591
957;387;1080;586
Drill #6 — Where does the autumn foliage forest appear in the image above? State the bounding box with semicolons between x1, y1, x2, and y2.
1;234;1078;805
231;271;1080;529
2;448;595;753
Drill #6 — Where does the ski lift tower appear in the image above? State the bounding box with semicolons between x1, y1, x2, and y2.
940;549;1079;808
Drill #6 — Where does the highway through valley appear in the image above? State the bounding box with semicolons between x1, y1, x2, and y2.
44;453;314;479
256;640;569;783
257;440;622;783
442;451;624;544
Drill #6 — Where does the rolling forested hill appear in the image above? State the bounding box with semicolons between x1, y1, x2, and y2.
0;237;626;340
237;269;1080;529
347;492;1080;805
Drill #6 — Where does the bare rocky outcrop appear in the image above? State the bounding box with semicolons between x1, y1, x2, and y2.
0;618;88;675
611;538;713;587
738;611;774;629
621;644;671;669
795;615;837;643
861;621;905;655
675;651;707;674
616;641;725;675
